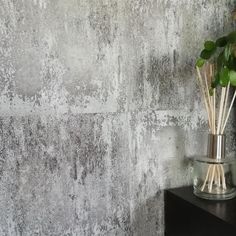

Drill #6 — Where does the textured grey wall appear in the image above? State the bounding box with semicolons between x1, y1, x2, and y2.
0;0;235;235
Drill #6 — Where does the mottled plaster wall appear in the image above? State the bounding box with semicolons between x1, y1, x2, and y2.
0;0;235;235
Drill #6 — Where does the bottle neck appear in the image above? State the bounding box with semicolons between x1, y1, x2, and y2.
207;134;226;160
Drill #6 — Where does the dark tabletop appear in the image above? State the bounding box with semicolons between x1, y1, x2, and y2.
167;186;236;228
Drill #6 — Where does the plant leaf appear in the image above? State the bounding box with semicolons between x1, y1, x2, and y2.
227;31;236;43
232;44;236;58
195;58;205;67
204;41;216;51
216;36;228;47
219;67;229;87
217;51;224;68
212;73;220;88
227;56;236;70
229;70;236;86
200;49;215;60
209;87;213;96
224;44;231;61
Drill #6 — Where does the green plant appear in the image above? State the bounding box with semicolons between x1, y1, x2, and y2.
196;31;236;88
195;30;236;136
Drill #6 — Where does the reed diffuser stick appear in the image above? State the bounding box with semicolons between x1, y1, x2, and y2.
221;90;236;134
217;87;226;135
220;83;230;133
196;67;213;131
213;89;216;134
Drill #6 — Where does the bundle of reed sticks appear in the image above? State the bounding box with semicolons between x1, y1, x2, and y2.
196;63;236;193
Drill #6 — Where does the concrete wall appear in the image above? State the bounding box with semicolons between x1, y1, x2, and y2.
0;0;235;235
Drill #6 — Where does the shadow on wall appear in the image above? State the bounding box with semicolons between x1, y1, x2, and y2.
130;126;191;236
156;126;192;188
131;191;163;236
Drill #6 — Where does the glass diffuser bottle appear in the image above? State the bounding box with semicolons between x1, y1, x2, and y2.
193;134;236;200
